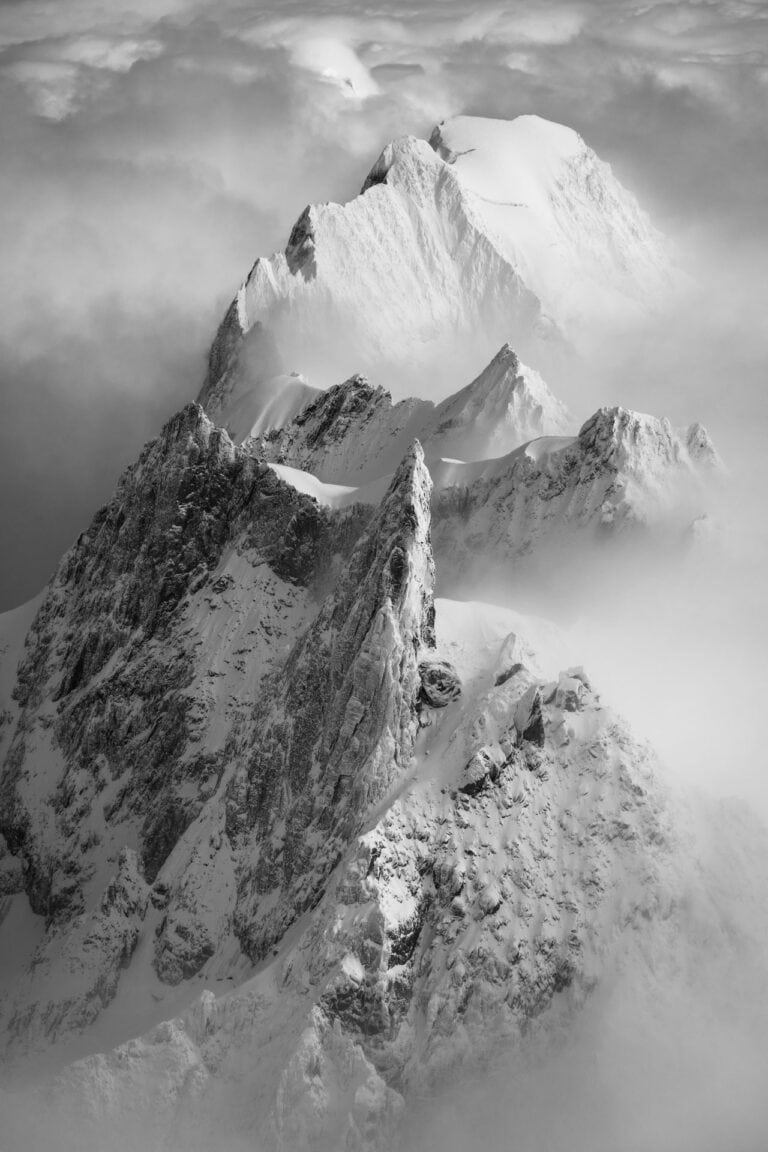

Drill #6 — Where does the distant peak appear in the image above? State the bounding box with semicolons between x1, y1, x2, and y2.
576;405;722;478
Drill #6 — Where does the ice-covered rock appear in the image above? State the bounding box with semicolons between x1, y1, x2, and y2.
248;343;572;480
28;599;768;1152
0;403;378;1048
431;406;722;582
199;115;673;416
222;441;436;962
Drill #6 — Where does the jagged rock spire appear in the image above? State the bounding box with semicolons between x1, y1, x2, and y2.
224;441;435;962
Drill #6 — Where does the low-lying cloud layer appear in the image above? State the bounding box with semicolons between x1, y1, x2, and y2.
1;1;767;824
1;0;766;606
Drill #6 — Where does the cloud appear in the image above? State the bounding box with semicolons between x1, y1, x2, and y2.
0;0;765;646
1;7;768;1148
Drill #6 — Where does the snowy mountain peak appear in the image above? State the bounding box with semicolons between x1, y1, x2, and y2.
2;106;752;1152
250;344;572;486
197;111;674;410
428;113;672;337
359;133;439;194
427;342;572;459
577;405;722;480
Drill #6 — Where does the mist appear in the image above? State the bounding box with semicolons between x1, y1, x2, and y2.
4;919;768;1152
402;950;768;1152
2;0;767;610
1;2;767;1148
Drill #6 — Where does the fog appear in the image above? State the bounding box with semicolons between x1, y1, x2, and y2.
402;953;768;1152
1;1;767;1149
440;231;768;819
4;936;768;1152
1;0;766;609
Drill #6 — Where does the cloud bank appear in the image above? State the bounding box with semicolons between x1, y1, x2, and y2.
1;0;766;605
0;1;766;821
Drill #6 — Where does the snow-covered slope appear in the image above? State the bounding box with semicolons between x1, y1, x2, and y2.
431;115;671;336
250;344;572;483
199;114;672;419
250;386;720;582
222;371;320;444
6;596;767;1152
430;405;722;584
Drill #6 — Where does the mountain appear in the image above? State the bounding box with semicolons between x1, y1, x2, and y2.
429;116;672;336
0;405;374;1052
0;112;763;1152
4;596;767;1152
429;405;721;589
249;370;720;588
250;344;572;483
199;114;672;417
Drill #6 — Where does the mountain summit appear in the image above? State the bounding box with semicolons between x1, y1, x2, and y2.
200;114;672;426
430;115;671;333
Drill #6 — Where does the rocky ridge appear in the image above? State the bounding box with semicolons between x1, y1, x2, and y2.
200;114;672;417
249;344;572;483
0;404;380;1049
429;405;722;584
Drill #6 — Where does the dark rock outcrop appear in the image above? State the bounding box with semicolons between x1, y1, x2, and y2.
418;659;462;709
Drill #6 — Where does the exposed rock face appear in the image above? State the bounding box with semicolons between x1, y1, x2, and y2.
225;442;435;963
222;442;437;962
0;403;377;1045
0;414;439;1056
250;374;427;481
430;406;721;583
5;850;150;1046
32;599;768;1152
248;344;572;481
418;659;462;708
